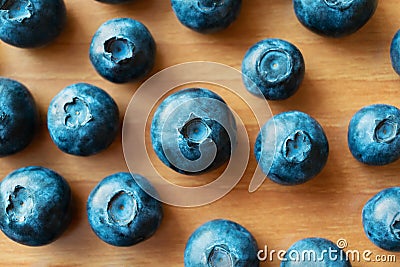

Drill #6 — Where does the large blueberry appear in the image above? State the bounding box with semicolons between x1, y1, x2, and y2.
293;0;378;38
184;219;259;267
47;83;119;156
362;187;400;252
255;111;329;185
0;78;38;157
242;39;305;100
347;104;400;165
150;88;237;175
281;237;351;266
87;172;163;246
0;0;66;48
0;166;71;246
171;0;242;34
390;30;400;76
89;18;156;83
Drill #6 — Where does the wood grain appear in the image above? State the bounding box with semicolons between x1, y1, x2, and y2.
0;0;400;266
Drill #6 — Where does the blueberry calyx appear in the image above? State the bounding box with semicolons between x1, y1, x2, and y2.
283;130;312;163
390;213;400;240
0;0;33;23
374;117;398;143
179;113;212;145
103;36;135;64
207;244;235;267
257;48;293;84
196;0;225;13
64;97;93;128
107;190;137;226
6;185;33;223
323;0;354;11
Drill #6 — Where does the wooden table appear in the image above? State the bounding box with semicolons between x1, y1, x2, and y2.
0;0;399;266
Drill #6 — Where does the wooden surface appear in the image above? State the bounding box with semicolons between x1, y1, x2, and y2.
1;0;400;266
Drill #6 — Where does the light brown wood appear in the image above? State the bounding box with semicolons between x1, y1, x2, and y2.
0;0;400;266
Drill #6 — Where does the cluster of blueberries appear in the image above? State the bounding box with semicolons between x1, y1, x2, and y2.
1;0;400;266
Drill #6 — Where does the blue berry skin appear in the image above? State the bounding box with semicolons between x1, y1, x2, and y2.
0;0;66;48
255;111;329;185
242;39;305;100
171;0;242;34
362;187;400;252
293;0;378;38
87;172;163;247
184;219;259;267
89;18;156;84
150;88;237;175
348;104;400;166
47;83;119;156
0;166;71;246
0;78;38;157
390;30;400;76
281;237;351;266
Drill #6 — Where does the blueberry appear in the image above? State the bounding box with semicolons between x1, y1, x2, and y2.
47;83;119;156
184;219;259;267
242;39;305;100
0;0;66;48
281;237;351;266
347;104;400;165
255;111;329;185
0;166;71;246
362;187;400;252
0;78;38;157
171;0;242;34
293;0;378;38
87;172;163;246
390;30;400;76
89;18;156;83
150;88;237;175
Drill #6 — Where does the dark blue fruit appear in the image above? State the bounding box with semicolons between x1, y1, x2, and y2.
0;166;71;246
171;0;242;33
362;187;400;252
242;38;305;100
281;237;351;266
348;104;400;165
89;18;156;83
87;172;163;246
0;0;67;48
0;78;38;157
293;0;378;37
390;30;400;76
47;83;119;156
184;219;259;267
150;88;237;175
255;111;329;185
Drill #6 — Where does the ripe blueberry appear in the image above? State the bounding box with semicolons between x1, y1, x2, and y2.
87;172;163;246
47;83;119;156
184;219;259;266
150;88;237;175
0;0;67;48
0;166;71;246
171;0;242;33
242;38;305;100
255;111;329;185
89;18;156;83
0;77;38;157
